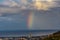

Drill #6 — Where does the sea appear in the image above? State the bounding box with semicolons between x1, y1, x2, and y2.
0;30;58;37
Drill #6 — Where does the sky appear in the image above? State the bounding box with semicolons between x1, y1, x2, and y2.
0;0;60;30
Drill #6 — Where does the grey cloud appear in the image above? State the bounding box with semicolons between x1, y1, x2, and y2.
31;8;60;30
0;17;14;21
0;0;60;10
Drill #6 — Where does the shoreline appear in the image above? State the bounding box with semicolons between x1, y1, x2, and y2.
0;31;59;40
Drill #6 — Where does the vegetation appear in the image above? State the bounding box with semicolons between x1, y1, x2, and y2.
43;31;60;40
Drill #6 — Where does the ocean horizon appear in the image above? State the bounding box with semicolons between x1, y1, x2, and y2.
0;30;58;37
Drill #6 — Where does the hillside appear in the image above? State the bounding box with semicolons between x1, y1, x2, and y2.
42;31;60;40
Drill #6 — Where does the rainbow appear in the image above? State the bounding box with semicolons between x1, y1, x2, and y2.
27;12;34;29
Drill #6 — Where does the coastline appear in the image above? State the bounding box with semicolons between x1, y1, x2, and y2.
0;30;59;40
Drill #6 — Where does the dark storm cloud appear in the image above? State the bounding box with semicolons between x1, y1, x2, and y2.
32;7;60;30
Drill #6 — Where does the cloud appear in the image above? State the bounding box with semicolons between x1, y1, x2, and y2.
32;0;59;10
0;0;60;30
31;10;60;30
0;17;13;21
0;0;20;7
0;0;60;13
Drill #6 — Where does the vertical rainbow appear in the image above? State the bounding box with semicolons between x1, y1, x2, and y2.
27;12;34;29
